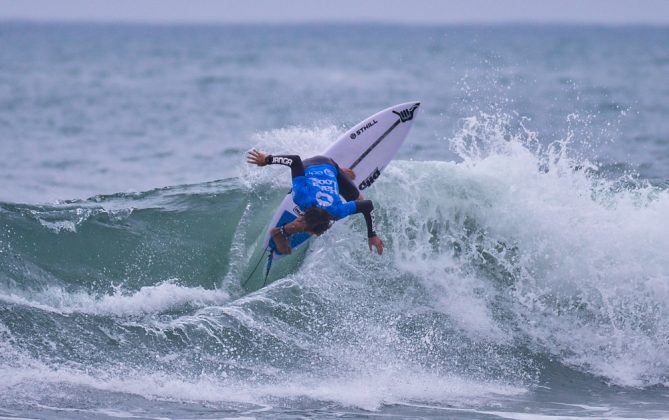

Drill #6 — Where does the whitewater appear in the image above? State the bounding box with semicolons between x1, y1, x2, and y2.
2;23;669;418
3;116;668;417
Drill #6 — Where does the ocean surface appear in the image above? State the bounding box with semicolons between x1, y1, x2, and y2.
1;22;669;419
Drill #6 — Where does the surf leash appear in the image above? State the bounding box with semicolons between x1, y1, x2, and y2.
263;250;274;287
242;246;271;288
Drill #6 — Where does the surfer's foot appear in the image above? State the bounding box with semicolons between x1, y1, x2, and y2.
341;167;356;180
271;227;292;255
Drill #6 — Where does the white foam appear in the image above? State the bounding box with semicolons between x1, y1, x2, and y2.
0;281;230;316
241;125;341;189
374;112;669;386
0;364;525;412
247;371;525;411
29;206;135;233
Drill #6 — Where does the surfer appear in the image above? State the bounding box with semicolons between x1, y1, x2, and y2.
247;149;384;256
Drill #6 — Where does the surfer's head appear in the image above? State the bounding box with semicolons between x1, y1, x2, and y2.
303;207;334;236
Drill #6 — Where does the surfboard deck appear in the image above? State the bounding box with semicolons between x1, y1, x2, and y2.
243;101;420;291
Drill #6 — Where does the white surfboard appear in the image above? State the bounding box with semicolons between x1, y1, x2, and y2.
243;101;420;290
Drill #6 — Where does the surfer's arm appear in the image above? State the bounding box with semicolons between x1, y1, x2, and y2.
332;199;383;255
246;150;305;178
352;200;382;255
354;200;377;238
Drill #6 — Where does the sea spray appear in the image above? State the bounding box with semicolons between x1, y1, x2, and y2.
379;112;669;387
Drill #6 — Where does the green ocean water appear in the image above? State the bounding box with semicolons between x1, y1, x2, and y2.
1;22;669;418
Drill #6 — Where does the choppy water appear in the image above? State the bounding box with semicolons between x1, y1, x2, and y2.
1;22;669;419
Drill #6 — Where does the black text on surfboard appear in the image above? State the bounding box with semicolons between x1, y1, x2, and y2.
350;119;378;140
358;167;381;190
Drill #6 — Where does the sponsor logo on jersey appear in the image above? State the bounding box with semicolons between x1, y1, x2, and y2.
358;167;381;190
392;103;419;123
315;191;334;207
308;167;335;178
293;206;304;216
272;156;293;165
349;119;378;139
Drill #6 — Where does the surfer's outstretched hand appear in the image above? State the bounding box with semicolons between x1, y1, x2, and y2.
368;235;384;255
247;149;267;166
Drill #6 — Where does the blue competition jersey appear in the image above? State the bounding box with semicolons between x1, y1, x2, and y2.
291;163;357;220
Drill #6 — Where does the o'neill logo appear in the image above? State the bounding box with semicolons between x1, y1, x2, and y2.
392;103;419;123
358;167;381;190
350;119;378;140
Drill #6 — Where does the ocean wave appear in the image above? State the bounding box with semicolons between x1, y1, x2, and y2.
1;117;668;414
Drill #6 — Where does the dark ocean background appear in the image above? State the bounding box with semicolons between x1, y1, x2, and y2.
1;22;669;418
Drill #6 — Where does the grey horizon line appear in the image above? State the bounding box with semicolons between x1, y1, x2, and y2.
2;17;668;27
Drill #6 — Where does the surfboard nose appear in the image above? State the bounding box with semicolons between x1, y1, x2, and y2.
394;101;420;109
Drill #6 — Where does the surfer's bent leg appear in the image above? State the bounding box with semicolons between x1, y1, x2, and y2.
264;155;304;178
328;158;359;201
336;166;360;201
302;155;331;167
